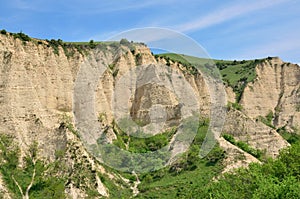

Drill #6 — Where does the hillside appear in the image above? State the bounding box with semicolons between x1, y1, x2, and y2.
0;31;299;198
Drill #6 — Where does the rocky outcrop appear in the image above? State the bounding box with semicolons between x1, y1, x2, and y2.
218;137;260;173
0;34;212;196
240;57;300;129
0;33;299;196
223;109;289;157
0;34;82;158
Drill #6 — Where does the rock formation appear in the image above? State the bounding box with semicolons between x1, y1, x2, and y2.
0;32;299;198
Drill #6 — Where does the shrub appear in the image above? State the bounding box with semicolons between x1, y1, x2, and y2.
296;103;300;112
46;39;61;55
227;102;243;111
223;133;236;144
0;134;66;198
0;29;7;35
205;147;226;165
120;38;130;46
258;111;275;129
223;133;263;159
89;40;96;49
13;32;31;42
135;53;142;65
57;39;63;45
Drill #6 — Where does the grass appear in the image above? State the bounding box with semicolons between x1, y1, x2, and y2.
2;30;123;57
136;162;222;198
111;126;177;153
277;126;300;144
222;133;264;160
95;116;226;198
258;111;275;129
135;120;225;198
156;53;193;66
218;59;263;101
196;141;300;199
0;134;66;198
227;102;243;111
98;172;133;198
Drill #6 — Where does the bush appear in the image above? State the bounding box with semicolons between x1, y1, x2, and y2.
227;102;243;111
223;133;236;144
205;147;226;165
13;32;31;42
258;111;275;129
0;134;66;198
1;29;7;35
197;141;300;199
89;40;96;49
120;38;130;46
223;133;263;159
277;127;300;144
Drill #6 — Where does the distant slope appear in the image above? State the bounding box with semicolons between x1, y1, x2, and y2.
156;53;265;102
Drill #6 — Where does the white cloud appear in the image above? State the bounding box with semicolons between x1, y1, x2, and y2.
62;0;176;15
232;31;300;63
175;0;289;32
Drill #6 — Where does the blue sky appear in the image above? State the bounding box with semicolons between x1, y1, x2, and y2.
1;0;300;63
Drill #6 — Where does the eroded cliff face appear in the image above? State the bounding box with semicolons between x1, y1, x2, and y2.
240;57;300;129
0;34;81;158
223;109;289;157
0;33;299;198
0;34;108;198
0;34;212;198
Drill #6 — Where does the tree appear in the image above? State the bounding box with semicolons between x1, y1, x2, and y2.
89;40;96;49
120;38;130;46
12;142;38;199
0;29;7;35
0;135;66;198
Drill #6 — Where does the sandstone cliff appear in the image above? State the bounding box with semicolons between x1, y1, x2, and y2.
240;57;300;130
0;32;299;198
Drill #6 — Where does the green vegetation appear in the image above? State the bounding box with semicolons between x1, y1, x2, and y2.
60;114;80;138
66;142;109;198
98;172;132;198
197;140;300;199
135;119;226;198
1;29;7;34
135;129;299;199
227;102;243;111
89;39;97;49
0;134;65;198
223;133;264;160
277;126;300;144
156;53;198;75
45;39;63;55
1;30;125;57
156;53;264;102
45;38;100;57
1;30;299;198
296;103;300;112
135;53;142;65
156;53;191;66
258;111;275;129
120;38;130;46
216;59;263;102
112;126;176;153
12;32;32;42
0;130;113;198
108;63;119;78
